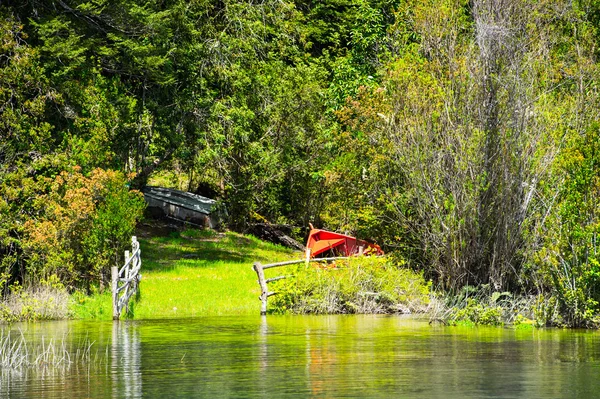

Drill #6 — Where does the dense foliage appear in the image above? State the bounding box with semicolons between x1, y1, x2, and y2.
270;257;431;314
2;0;600;325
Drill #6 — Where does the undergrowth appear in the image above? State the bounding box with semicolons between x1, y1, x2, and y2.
428;285;539;327
0;281;70;323
70;288;112;320
269;256;431;314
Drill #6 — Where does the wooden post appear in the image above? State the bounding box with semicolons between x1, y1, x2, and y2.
132;236;138;266
132;236;140;290
125;250;130;279
112;236;143;320
305;248;311;269
112;266;119;320
253;262;268;315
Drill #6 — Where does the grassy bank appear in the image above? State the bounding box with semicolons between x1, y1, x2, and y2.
69;224;544;326
72;226;298;319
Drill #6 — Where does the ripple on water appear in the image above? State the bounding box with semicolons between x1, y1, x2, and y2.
2;315;600;398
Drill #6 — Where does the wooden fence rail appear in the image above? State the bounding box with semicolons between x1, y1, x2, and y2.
112;236;142;320
253;256;349;315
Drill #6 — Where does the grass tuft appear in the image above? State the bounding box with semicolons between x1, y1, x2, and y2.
0;330;97;371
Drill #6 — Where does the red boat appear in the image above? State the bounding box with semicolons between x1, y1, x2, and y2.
305;224;383;257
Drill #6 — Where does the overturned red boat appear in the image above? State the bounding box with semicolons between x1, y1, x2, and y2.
306;224;384;258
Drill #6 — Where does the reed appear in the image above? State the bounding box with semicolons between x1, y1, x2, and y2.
0;330;97;371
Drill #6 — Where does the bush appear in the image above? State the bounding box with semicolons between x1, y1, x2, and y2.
270;256;431;314
0;280;69;322
22;167;145;290
430;286;538;327
452;298;504;326
528;124;600;327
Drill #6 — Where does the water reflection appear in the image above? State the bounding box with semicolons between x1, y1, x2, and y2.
2;316;600;398
0;320;144;399
112;321;142;398
251;316;600;398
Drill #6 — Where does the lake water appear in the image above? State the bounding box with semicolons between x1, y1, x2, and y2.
2;315;600;398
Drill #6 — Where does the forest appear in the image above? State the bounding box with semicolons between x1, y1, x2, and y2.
1;0;600;326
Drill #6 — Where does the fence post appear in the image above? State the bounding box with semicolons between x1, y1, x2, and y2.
125;249;130;278
253;262;268;315
112;266;119;320
305;248;311;269
133;236;141;291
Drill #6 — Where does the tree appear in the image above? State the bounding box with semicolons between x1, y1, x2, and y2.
356;0;591;294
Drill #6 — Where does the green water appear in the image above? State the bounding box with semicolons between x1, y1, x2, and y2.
2;315;600;398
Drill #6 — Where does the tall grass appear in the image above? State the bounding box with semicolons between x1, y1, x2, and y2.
0;330;97;370
1;285;69;322
270;257;432;315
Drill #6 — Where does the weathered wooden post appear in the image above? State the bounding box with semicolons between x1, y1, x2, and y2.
112;265;119;320
253;262;268;315
125;249;130;280
133;236;140;289
305;248;311;269
132;236;138;254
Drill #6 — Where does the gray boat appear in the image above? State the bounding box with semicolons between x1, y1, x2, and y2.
142;186;226;228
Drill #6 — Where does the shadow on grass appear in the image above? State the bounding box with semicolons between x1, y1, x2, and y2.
138;230;297;272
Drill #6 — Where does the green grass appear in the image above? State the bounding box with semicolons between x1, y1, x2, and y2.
71;289;112;319
71;228;299;319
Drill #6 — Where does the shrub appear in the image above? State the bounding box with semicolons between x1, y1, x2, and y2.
22;167;145;290
431;286;538;327
0;280;69;322
452;298;504;326
528;124;600;327
270;256;431;314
